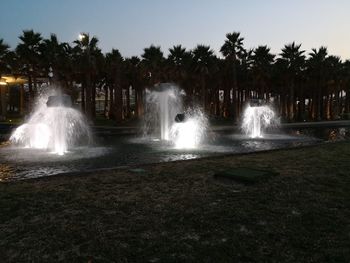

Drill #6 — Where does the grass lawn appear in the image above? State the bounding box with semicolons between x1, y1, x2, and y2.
0;142;350;262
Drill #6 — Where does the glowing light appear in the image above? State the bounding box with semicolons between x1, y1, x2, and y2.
170;110;207;149
30;123;51;149
0;78;7;85
1;75;27;85
241;105;277;138
171;120;199;149
9;91;92;155
144;83;208;148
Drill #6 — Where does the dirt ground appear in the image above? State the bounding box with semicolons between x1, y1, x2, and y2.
0;142;350;262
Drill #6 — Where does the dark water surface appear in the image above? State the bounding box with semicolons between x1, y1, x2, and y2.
0;127;349;181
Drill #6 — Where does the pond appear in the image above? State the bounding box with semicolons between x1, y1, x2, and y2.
0;127;349;181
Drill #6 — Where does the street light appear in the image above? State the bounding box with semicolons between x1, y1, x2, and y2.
0;78;7;85
79;33;85;41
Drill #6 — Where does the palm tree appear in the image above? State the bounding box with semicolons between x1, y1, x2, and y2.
306;46;328;120
0;39;10;118
16;30;43;104
141;45;164;85
124;56;143;117
0;39;10;76
343;60;350;114
235;48;253;117
73;33;101;119
325;55;342;119
168;45;191;84
192;44;216;111
279;42;305;121
251;46;275;101
105;48;123;122
220;32;245;120
167;45;193;103
58;44;76;93
40;33;68;86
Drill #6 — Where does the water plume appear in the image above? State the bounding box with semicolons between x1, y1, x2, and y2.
241;105;278;138
10;89;92;155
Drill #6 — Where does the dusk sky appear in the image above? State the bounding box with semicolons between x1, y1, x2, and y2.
1;0;350;59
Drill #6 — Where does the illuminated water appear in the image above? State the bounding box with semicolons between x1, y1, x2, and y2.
144;83;183;141
1;89;349;181
2;126;349;181
144;83;207;149
9;91;92;155
170;109;208;149
241;105;278;138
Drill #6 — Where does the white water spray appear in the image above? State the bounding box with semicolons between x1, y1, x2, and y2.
144;83;183;140
241;105;277;138
144;83;207;149
170;109;208;149
10;90;92;155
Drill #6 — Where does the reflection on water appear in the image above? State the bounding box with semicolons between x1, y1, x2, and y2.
289;127;350;142
241;141;274;151
0;164;15;182
0;127;349;182
161;153;199;162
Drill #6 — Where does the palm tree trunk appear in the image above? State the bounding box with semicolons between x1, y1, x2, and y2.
85;72;92;119
92;81;96;119
20;85;25;115
345;88;350;113
282;95;288;120
240;88;244;117
126;86;130;119
81;81;86;113
300;96;305;121
0;85;6;118
137;88;144;118
27;75;34;110
334;88;340;119
223;84;230;118
114;84;123;123
135;86;144;118
104;85;108;118
109;85;114;119
232;62;238;122
289;84;295;121
201;75;206;112
134;86;139;118
33;75;37;96
316;88;322;120
215;88;220;116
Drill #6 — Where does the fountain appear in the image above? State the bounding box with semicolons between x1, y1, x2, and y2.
144;83;207;148
241;101;278;138
0;88;334;181
144;83;184;140
10;90;92;155
170;109;208;149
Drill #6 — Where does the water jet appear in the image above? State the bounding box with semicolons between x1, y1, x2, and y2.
10;91;92;155
241;102;278;138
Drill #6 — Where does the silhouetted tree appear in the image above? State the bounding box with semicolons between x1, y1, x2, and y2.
16;30;43;104
220;32;245;120
192;44;216;111
73;33;101;119
279;42;305;121
141;45;164;85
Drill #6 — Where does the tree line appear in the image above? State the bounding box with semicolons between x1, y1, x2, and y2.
0;30;350;123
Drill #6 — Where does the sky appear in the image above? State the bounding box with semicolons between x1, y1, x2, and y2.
1;0;350;59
